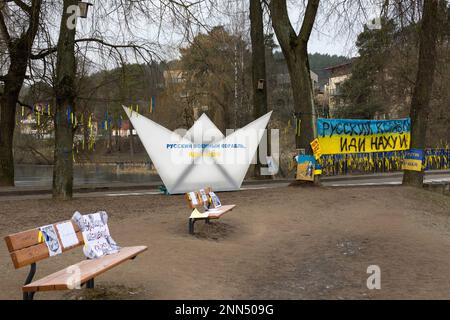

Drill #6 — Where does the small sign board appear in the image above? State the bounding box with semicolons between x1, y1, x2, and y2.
310;138;322;160
403;149;424;172
314;162;323;176
296;155;316;181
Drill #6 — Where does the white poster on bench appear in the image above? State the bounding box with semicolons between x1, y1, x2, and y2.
39;224;62;257
188;192;198;206
209;192;222;208
56;221;79;249
72;211;120;259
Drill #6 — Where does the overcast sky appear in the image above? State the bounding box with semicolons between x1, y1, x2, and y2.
287;0;381;57
73;0;381;69
308;27;357;56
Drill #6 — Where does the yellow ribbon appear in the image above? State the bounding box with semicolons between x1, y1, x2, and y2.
37;231;44;243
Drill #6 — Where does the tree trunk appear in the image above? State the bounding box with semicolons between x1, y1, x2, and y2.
250;0;271;179
107;125;112;153
53;0;78;200
0;56;25;186
129;124;134;157
0;83;20;186
270;0;319;153
285;50;316;151
270;0;319;185
116;130;121;152
83;112;89;152
403;0;441;188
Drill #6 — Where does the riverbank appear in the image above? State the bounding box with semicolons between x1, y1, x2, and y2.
2;170;449;197
1;185;450;299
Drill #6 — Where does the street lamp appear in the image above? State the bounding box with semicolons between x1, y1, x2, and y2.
78;1;92;18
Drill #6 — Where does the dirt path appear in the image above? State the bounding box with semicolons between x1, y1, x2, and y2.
1;185;449;300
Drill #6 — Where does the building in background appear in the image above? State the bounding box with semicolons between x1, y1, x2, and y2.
271;53;320;91
269;53;322;120
163;69;185;86
112;120;135;137
324;60;354;117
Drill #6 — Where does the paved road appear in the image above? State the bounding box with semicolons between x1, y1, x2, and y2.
1;172;449;201
0;182;293;201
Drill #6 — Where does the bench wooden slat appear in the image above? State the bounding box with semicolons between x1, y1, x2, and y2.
5;221;81;253
23;246;147;292
205;204;236;219
9;231;84;269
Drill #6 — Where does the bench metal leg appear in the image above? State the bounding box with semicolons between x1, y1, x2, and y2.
23;291;35;301
189;218;196;235
86;278;95;289
84;257;95;289
23;263;36;300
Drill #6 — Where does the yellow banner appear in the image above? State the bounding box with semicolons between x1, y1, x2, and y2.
318;132;410;155
317;118;411;155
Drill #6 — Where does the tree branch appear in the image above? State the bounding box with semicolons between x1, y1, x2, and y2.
31;37;156;61
0;10;11;47
12;0;32;14
298;0;320;44
270;0;320;51
18;99;33;110
269;0;298;52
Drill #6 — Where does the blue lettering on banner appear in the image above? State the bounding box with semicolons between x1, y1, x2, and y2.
166;143;245;149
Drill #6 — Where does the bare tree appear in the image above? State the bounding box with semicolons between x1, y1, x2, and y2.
250;0;270;178
0;0;42;186
0;0;206;190
268;0;319;183
47;0;211;199
51;0;77;199
403;0;447;187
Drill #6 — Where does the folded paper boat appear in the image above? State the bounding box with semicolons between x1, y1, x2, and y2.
123;106;272;194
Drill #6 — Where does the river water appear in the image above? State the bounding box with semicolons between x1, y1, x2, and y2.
14;164;161;187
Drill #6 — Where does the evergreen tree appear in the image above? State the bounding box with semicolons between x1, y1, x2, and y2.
338;20;396;119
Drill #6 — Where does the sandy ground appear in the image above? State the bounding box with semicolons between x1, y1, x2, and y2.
1;185;450;300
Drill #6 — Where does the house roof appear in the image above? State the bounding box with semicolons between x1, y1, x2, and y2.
324;58;356;71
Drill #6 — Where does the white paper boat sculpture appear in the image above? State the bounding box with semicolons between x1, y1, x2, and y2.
123;106;272;194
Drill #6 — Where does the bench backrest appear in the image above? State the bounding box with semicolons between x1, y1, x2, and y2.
185;187;213;209
4;220;83;269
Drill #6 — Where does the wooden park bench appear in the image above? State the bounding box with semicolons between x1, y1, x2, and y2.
4;219;147;300
185;187;236;235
